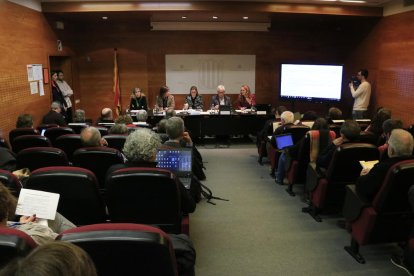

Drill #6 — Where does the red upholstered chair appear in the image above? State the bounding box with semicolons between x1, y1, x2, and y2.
303;143;379;222
16;147;70;171
54;134;83;162
37;124;58;133
286;130;336;196
9;128;39;144
0;169;23;197
44;127;74;146
58;223;178;276
11;135;51;154
0;227;37;267
106;168;188;234
103;134;127;152
356;131;377;145
95;126;109;137
68;123;88;134
25;166;107;226
343;160;414;263
72;147;124;189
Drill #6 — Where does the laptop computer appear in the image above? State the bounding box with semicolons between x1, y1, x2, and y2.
156;148;192;189
274;133;294;150
219;105;231;115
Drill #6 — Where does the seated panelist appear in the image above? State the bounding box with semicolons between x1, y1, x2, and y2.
185;86;203;110
236;84;256;110
129;87;148;111
156;85;175;111
210;85;231;110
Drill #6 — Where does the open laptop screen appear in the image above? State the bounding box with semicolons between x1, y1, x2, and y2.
156;148;192;173
274;133;294;150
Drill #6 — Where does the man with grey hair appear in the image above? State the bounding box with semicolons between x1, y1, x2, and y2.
96;107;114;124
107;128;196;214
42;101;66;126
165;117;193;147
80;126;108;147
356;129;414;202
210;84;231;110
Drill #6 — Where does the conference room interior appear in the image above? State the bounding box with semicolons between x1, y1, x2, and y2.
1;0;414;275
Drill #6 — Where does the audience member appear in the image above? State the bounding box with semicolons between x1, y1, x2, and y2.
50;71;67;120
301;111;318;122
164;117;193;148
107;128;196;214
327;107;343;123
129;87;148;111
15;114;33;128
109;123;128;134
80;126;108;147
165;109;176;119
0;182;76;245
269;111;295;147
73;109;86;123
156;85;175;110
115;115;134;126
56;70;74;123
364;107;392;139
210;85;231;110
236;84;256;110
155;118;169;143
42;102;66;126
356;129;414;203
185;86;203;110
96;108;114;124
378;119;403;160
316;120;360;169
0;242;97;276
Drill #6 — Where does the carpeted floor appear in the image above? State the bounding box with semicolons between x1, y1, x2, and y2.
190;143;406;276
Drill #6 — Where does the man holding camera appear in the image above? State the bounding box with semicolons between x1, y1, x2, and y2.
349;69;371;119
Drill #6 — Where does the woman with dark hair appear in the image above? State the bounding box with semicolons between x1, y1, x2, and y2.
365;108;392;139
129;87;148;111
236;84;256;110
156;85;175;111
16;114;33;128
50;71;67;119
185;86;203;110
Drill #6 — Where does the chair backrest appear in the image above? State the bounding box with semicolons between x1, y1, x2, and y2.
373;160;414;213
0;169;22;197
68;123;88;134
95;126;109;137
72;147;124;189
37;124;59;133
54;134;83;162
0;227;37;267
58;223;177;276
356;131;377;145
16;147;70;171
25;166;107;225
11;135;51;153
106;168;182;233
284;125;310;144
9;128;39;144
44;127;75;146
326;143;379;182
103;134;127;151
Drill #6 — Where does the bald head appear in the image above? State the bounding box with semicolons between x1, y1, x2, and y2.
80;127;102;147
101;108;113;120
388;129;414;158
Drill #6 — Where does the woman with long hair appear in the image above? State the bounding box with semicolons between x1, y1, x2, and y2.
185;86;203;110
236;84;256;110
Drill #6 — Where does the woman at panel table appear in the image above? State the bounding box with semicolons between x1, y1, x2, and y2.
129;87;148;111
184;86;203;110
236;84;256;110
156;85;175;111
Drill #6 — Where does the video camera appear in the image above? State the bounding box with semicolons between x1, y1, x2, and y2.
350;76;361;87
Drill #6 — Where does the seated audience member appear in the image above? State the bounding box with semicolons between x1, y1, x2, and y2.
109;123;128;135
0;242;97;276
165;109;176;119
15;114;33;128
210;85;231;110
42;102;66;126
378;119;403;160
356;129;413;203
301;111;318;122
164;117;193;148
135;110;151;128
80;127;108;147
326;107;343;123
73;109;86;123
107;128;196;214
0;182;76;245
96;108;114;124
364;107;392;139
269;110;295;148
185;86;203;110
236;84;256;110
316;120;360;169
155;119;169;143
115;115;134;127
156;85;175;111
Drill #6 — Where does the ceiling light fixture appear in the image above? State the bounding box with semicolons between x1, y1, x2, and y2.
182;16;187;19
102;16;108;20
339;0;366;3
212;16;218;19
243;16;249;20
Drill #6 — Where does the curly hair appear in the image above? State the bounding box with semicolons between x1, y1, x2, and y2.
123;128;161;162
0;182;17;223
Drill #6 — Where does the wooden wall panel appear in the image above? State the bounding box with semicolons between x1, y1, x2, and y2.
0;1;74;138
345;10;414;126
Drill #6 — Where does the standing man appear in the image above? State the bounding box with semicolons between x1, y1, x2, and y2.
210;85;231;110
56;70;73;123
349;69;371;119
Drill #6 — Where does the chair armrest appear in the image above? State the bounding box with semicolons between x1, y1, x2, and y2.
342;185;370;222
305;162;324;192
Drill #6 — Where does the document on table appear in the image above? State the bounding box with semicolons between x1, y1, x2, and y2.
359;160;379;170
15;189;60;220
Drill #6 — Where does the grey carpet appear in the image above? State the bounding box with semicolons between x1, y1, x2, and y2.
190;144;407;276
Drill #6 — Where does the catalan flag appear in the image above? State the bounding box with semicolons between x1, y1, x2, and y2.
113;48;121;116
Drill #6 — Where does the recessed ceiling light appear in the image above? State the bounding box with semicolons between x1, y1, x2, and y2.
339;0;366;3
181;16;187;19
102;16;108;20
212;16;218;20
243;16;249;20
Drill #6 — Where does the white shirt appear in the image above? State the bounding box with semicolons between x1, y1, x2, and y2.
56;80;73;108
350;81;371;111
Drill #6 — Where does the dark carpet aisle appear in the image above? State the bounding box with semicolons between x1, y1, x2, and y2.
190;143;406;276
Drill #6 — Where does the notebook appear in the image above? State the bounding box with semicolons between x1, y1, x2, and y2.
156;148;192;189
274;133;294;150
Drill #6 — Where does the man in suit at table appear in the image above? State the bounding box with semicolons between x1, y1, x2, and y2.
210;85;231;110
